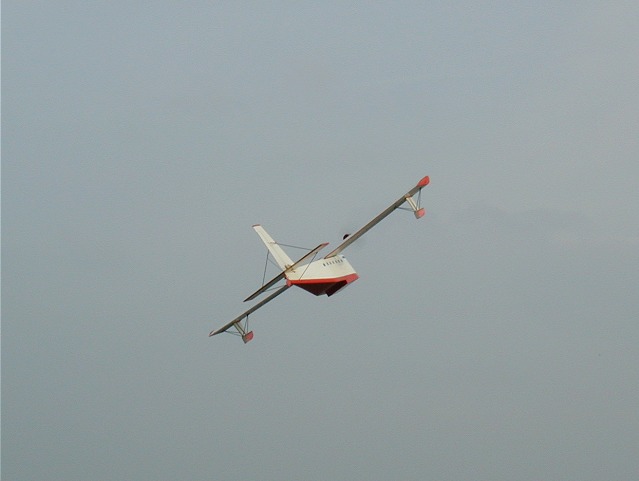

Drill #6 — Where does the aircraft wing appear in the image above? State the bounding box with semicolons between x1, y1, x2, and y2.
324;175;430;258
209;284;291;337
244;242;328;302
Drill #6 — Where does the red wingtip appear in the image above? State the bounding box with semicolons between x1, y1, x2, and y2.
417;175;430;187
415;208;426;219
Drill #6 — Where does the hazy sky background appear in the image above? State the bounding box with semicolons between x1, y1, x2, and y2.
3;2;639;480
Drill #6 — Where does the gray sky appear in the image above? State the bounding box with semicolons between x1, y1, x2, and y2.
3;2;639;480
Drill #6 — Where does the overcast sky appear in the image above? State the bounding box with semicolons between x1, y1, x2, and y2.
3;2;639;480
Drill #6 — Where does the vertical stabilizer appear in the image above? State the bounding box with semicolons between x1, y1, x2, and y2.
252;225;294;270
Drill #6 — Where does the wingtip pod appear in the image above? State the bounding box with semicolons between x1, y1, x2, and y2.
242;331;254;343
417;175;430;187
208;329;254;343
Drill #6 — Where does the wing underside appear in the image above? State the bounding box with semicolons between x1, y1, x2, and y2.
209;284;291;337
324;175;429;258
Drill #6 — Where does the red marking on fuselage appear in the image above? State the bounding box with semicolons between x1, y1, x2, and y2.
287;273;359;297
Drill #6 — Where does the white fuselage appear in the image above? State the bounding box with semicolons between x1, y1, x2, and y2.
285;255;359;296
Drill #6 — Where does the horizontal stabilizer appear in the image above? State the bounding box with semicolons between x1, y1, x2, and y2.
244;242;328;302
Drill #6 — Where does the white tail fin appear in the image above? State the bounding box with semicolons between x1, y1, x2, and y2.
252;225;294;270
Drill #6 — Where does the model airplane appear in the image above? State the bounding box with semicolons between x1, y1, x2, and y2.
210;175;430;342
